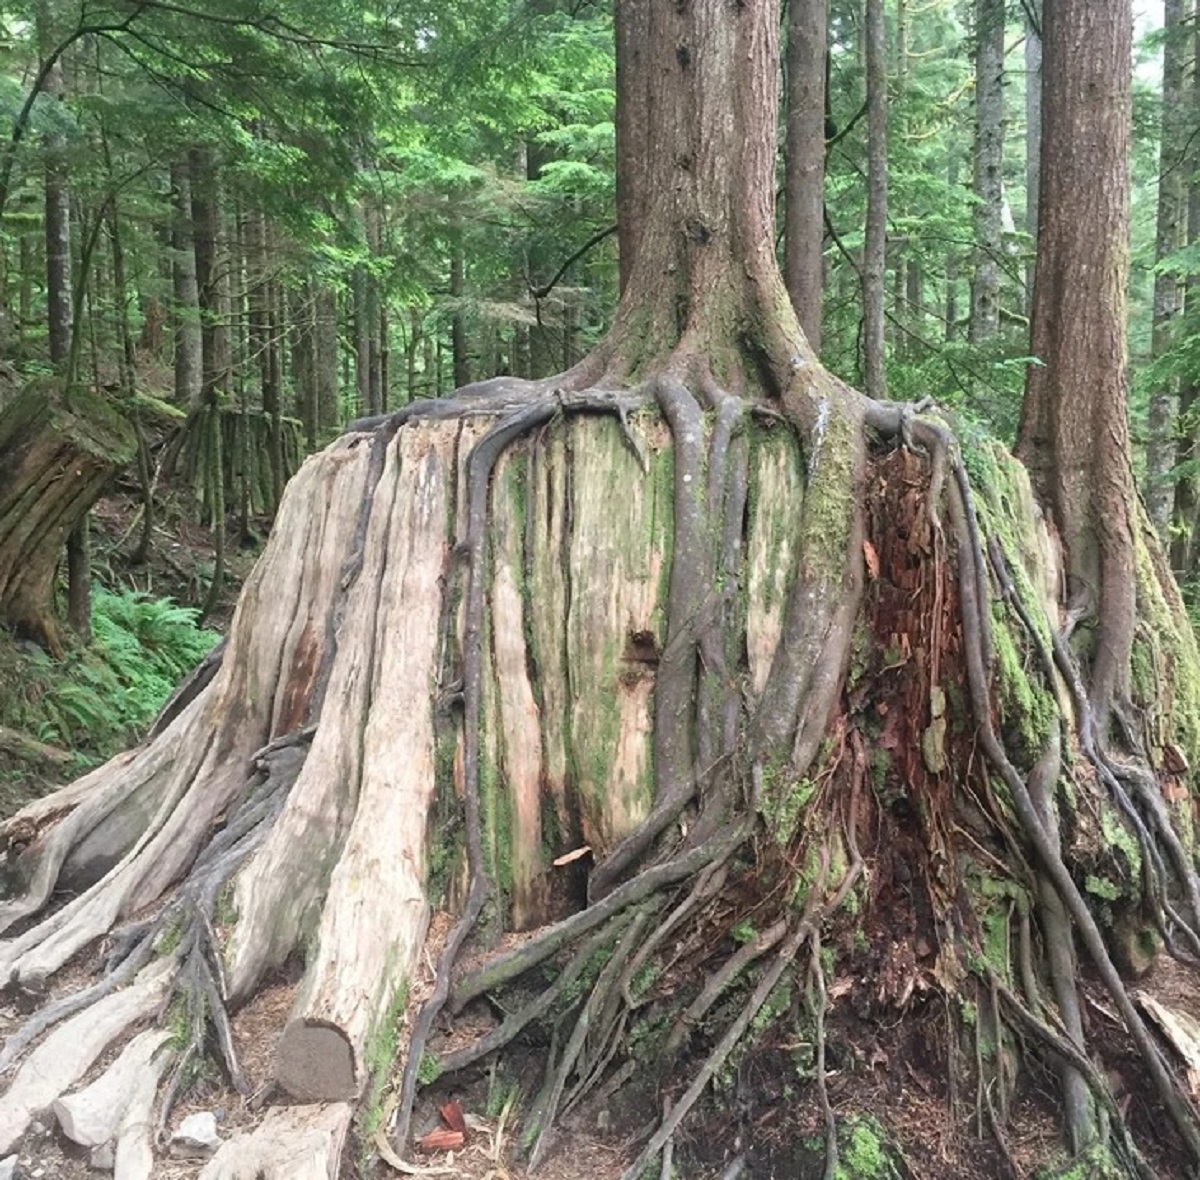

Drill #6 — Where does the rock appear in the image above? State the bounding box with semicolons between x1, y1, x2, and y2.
88;1142;115;1171
169;1111;222;1159
0;1155;16;1180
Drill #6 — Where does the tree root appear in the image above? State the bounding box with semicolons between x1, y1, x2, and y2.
937;425;1200;1164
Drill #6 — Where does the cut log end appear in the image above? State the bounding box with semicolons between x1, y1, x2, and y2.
274;1020;357;1103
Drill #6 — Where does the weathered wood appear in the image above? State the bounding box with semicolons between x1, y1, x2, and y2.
274;422;454;1101
0;959;171;1153
745;426;805;696
561;415;672;854
0;440;371;988
0;382;136;654
487;446;545;927
224;438;382;1001
52;1028;172;1147
113;1055;170;1180
197;1103;352;1180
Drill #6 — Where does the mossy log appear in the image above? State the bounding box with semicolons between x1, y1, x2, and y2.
0;382;136;655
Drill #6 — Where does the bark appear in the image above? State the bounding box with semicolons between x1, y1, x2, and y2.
314;282;339;428
0;385;135;654
970;0;1005;343
784;0;827;353
1024;0;1042;308
1017;0;1136;723
170;158;202;408
450;235;470;389
1147;0;1187;534
1171;5;1200;577
190;148;230;407
862;0;887;397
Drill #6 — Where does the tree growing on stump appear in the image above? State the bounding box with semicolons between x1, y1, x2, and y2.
2;0;1200;1176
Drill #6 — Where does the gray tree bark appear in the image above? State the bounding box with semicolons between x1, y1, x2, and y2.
863;0;887;398
1147;0;1187;534
784;0;827;353
970;0;1005;343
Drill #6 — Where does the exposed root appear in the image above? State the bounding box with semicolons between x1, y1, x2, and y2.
937;421;1200;1165
392;388;652;1155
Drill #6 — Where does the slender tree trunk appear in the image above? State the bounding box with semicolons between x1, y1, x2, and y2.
1171;1;1200;577
315;283;339;428
450;238;470;389
970;0;1005;343
366;204;383;415
862;0;887;397
1147;0;1187;534
784;0;827;353
1024;0;1042;311
190;148;230;406
353;268;369;417
39;5;91;643
293;281;318;451
170;158;202;408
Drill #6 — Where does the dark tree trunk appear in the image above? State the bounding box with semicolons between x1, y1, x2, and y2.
1017;0;1135;724
450;238;470;389
1024;0;1042;309
1171;5;1200;577
315;283;339;428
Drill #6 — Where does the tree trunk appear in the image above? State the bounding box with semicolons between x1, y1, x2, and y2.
1147;0;1187;534
170;158;202;409
1024;0;1042;309
1171;4;1200;577
969;0;1005;343
784;0;827;353
190;148;230;407
1017;0;1136;725
862;0;887;397
39;1;90;644
6;1;1200;1178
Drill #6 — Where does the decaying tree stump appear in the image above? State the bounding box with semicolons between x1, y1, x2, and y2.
0;381;136;655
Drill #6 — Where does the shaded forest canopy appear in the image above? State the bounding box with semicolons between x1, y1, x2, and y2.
5;2;1200;1180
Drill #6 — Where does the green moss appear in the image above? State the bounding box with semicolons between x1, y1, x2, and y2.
1100;804;1142;883
1132;526;1200;779
989;612;1057;766
760;768;816;844
360;979;409;1140
838;1115;902;1179
799;1115;904;1179
417;1051;442;1086
1033;1142;1125;1179
1084;874;1121;902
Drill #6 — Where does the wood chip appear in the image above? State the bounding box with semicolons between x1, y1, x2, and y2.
418;1128;465;1152
552;846;591;867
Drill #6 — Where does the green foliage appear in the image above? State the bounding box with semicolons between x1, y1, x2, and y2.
0;590;219;775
